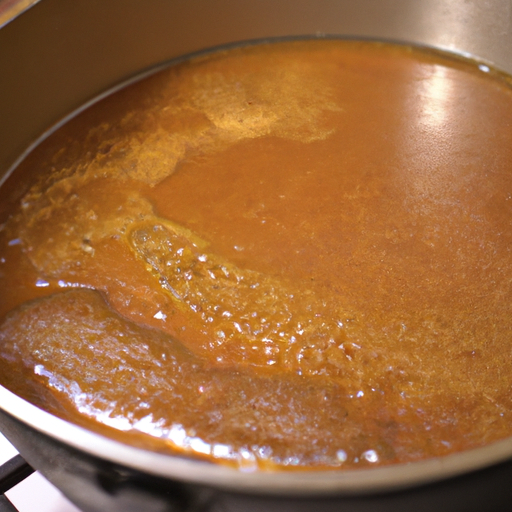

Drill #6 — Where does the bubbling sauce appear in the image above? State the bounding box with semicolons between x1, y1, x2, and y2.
2;39;512;470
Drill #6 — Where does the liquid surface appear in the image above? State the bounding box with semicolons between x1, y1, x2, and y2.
1;40;512;470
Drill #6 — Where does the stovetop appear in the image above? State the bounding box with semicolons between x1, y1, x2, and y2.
0;432;80;512
4;428;512;512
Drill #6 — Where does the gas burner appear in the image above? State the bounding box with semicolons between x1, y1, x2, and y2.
0;455;34;512
0;434;81;512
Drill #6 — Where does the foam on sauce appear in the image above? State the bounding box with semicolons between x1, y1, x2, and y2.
1;39;512;470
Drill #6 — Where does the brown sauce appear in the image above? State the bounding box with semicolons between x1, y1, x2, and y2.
2;39;512;470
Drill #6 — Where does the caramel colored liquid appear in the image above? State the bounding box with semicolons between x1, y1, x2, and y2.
2;40;512;470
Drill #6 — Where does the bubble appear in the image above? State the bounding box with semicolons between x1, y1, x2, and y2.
362;449;379;463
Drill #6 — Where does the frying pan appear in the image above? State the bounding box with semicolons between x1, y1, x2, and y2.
1;1;512;511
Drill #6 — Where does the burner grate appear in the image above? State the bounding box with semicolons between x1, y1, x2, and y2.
0;456;34;512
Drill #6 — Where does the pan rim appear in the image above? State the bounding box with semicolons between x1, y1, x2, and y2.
1;35;511;498
2;383;512;496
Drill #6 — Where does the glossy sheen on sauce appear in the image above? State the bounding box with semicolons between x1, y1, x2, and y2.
1;40;512;470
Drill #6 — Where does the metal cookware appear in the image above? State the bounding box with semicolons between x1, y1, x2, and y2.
1;1;512;510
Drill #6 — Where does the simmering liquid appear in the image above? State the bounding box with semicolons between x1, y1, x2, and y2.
1;39;512;470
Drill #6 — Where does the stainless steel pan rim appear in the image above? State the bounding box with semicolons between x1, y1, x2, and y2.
2;383;512;496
